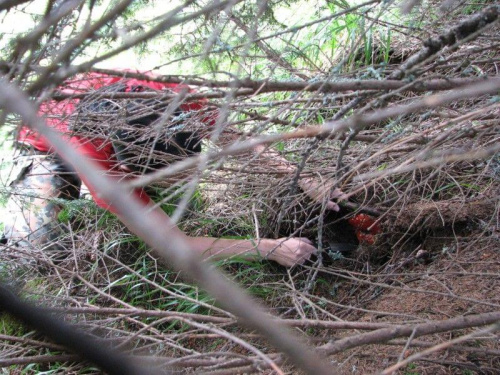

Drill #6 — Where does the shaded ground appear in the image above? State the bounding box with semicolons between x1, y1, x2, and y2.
315;208;500;374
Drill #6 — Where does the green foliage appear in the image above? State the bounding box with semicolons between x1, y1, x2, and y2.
460;0;496;15
103;254;216;314
404;362;420;375
119;0;154;19
0;1;497;373
220;258;277;299
56;198;117;228
0;314;26;337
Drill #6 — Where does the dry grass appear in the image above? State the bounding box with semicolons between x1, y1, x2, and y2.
0;1;499;373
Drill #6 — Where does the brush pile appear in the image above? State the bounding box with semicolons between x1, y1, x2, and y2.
0;1;498;373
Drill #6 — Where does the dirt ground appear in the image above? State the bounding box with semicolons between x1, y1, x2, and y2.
322;202;500;374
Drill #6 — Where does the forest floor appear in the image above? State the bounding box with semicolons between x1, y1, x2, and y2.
0;2;499;374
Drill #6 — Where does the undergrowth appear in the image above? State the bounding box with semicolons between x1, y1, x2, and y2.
0;1;499;374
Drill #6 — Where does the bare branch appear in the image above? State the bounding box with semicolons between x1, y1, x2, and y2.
381;323;500;374
0;0;30;12
129;78;500;188
389;5;498;79
0;283;143;375
318;311;500;355
0;77;334;375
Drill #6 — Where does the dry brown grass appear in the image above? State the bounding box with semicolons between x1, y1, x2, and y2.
0;1;499;373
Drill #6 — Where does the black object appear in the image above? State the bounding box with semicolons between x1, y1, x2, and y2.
78;84;202;174
326;241;358;254
0;283;142;375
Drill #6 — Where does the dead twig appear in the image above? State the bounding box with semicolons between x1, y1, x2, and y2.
318;311;500;355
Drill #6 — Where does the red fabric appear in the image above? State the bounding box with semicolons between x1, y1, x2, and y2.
348;214;381;245
348;214;381;233
19;71;212;212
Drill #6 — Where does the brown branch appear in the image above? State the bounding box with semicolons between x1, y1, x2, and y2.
129;78;500;188
12;0;84;64
389;5;499;79
7;303;405;333
318;311;500;355
44;306;232;323
0;353;249;369
282;319;394;330
3;60;497;97
173;317;284;374
0;284;142;375
70;0;245;78
386;339;500;358
28;0;136;95
203;365;260;375
227;14;309;80
354;142;500;182
90;68;500;94
381;323;500;374
0;333;66;351
38;307;397;330
0;354;80;367
0;75;334;375
0;0;31;12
